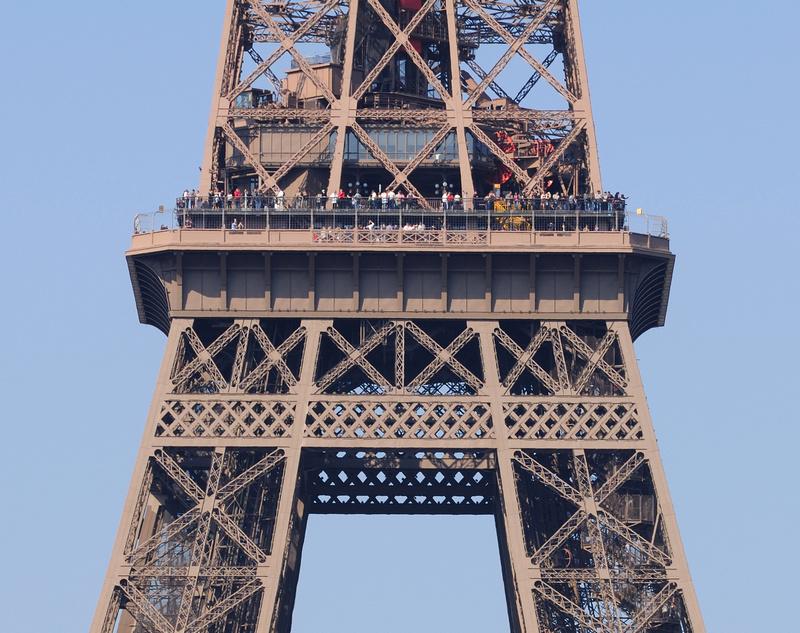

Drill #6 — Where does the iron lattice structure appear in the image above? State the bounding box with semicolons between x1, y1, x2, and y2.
200;0;600;201
91;2;706;632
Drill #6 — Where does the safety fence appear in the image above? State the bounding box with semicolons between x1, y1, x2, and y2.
134;203;668;241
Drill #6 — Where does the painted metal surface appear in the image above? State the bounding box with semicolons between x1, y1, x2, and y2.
91;2;704;632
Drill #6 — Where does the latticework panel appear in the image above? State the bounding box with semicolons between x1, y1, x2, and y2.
512;448;691;633
505;401;643;441
301;449;497;515
155;399;295;438
305;400;493;440
494;322;628;397
93;316;703;633
110;448;286;633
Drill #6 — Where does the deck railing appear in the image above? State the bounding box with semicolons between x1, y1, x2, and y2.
133;200;668;241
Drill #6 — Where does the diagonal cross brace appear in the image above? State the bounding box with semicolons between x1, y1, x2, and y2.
184;578;262;633
559;325;627;390
594;452;645;503
316;321;396;393
365;0;450;100
465;58;510;101
119;580;174;633
522;121;586;196
349;122;428;205
574;329;618;394
464;0;559;108
387;123;452;191
515;48;560;103
240;325;305;391
513;451;583;506
237;0;339;103
216;449;286;503
352;0;440;101
531;509;587;565
128;509;201;569
405;323;483;392
172;325;240;391
153;449;205;504
493;327;560;394
598;510;672;568
624;582;679;633
212;508;269;564
464;0;577;104
533;581;607;632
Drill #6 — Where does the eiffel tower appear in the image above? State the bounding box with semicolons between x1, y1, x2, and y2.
91;1;705;631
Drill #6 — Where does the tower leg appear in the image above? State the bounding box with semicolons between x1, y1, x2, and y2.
472;321;541;633
256;320;328;632
612;322;707;633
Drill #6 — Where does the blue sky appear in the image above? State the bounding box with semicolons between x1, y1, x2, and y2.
0;1;798;631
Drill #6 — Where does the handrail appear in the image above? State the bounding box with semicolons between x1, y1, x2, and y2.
133;204;669;240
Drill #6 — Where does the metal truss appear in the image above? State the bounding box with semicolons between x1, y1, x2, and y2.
93;1;703;630
200;0;602;199
92;317;704;633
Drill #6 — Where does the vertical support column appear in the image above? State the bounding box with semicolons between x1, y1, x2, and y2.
471;320;541;633
444;0;475;203
174;251;184;312
89;319;193;633
256;319;330;633
200;0;241;194
326;0;361;199
564;0;602;193
308;253;316;310
611;321;707;633
441;253;449;311
220;252;229;309
352;253;360;311
264;252;272;310
485;254;493;312
396;253;405;311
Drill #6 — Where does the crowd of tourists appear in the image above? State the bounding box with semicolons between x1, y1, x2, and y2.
176;187;628;213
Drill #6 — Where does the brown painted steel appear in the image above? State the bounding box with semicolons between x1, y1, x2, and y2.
92;2;704;632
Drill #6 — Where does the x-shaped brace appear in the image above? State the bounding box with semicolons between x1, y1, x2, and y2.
386;123;452;191
239;325;306;392
559;325;627;390
365;0;450;101
352;0;441;101
172;324;241;392
494;327;561;394
231;0;340;103
405;323;482;393
464;0;560;108
316;322;395;393
349;122;428;204
463;0;577;104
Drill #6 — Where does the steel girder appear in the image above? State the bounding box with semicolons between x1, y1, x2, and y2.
200;0;602;199
91;317;705;633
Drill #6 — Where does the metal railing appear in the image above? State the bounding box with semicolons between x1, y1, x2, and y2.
134;200;669;241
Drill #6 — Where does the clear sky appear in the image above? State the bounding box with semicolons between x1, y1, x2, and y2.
0;1;798;631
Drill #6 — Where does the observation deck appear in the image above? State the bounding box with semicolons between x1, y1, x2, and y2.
127;202;674;342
